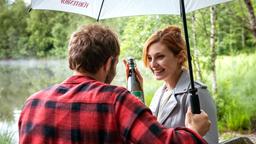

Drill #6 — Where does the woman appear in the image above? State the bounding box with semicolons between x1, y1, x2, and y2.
125;25;218;144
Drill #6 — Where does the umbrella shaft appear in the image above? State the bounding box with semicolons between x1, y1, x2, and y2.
179;0;200;114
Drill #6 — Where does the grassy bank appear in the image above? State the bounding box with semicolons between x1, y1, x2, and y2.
214;53;256;132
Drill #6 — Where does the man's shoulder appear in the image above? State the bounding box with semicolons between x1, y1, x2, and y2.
25;85;57;102
99;83;129;97
24;82;130;106
92;81;127;93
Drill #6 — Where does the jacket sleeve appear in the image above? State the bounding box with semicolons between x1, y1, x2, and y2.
197;86;219;144
115;89;207;144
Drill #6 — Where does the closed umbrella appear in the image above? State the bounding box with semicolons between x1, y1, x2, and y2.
31;0;232;114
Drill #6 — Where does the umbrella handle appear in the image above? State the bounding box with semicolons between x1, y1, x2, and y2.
180;0;201;114
189;88;201;114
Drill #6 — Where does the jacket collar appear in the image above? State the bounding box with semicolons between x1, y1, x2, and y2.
62;75;96;84
157;70;190;124
173;70;190;95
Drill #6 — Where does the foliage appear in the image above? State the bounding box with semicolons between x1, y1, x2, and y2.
0;0;95;59
0;0;28;58
216;0;256;55
204;53;256;132
120;15;181;59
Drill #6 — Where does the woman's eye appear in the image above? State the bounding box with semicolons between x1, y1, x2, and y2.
147;57;152;62
157;55;164;59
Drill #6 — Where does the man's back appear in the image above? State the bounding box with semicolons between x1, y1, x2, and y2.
19;75;128;143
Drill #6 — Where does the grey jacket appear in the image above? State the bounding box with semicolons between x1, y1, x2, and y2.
149;70;218;144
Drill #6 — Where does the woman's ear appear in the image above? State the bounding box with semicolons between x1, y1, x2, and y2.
177;51;186;67
177;52;185;65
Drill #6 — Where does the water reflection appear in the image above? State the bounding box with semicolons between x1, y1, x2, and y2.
0;59;73;122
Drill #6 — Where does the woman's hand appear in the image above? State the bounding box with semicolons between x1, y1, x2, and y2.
185;107;211;136
122;59;143;90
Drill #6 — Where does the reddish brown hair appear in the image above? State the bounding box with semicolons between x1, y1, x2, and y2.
143;25;187;68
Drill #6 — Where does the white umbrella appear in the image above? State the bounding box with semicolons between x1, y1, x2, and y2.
31;0;231;20
31;0;232;114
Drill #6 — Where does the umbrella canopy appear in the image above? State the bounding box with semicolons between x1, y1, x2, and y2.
31;0;231;20
31;0;232;113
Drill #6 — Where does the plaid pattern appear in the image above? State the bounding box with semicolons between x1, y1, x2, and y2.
19;75;207;144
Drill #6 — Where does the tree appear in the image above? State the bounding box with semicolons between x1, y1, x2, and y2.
210;6;217;94
0;0;28;59
243;0;256;39
50;13;94;58
191;13;203;81
215;1;251;54
121;15;181;59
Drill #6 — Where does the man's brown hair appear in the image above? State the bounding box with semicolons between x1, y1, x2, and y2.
68;24;120;74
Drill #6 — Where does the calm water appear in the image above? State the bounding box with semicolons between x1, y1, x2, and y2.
0;59;157;143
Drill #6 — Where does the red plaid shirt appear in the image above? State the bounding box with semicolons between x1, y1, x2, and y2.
19;75;207;144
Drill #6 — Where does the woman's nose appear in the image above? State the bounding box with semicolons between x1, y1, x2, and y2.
150;59;158;68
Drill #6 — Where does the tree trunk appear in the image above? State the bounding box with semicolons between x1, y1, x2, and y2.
243;0;256;39
210;6;217;94
191;13;203;81
242;27;245;48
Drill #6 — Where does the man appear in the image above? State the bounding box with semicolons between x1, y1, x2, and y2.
19;24;210;144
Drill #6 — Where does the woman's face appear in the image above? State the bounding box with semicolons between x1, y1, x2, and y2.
147;42;181;82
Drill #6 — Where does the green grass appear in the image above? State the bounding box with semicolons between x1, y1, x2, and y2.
0;130;14;144
205;53;256;132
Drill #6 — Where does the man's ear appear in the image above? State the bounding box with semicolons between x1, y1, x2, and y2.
104;57;112;73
